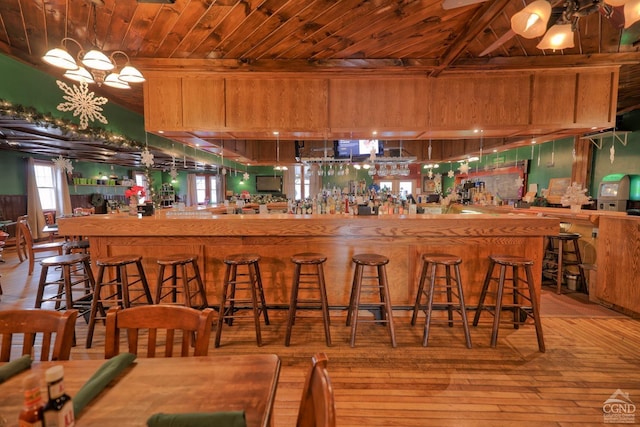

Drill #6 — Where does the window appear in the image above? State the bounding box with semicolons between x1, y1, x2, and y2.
33;162;56;210
294;165;310;200
195;175;218;205
376;180;415;199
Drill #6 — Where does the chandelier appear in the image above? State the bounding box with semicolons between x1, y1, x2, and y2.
511;0;640;51
42;37;145;90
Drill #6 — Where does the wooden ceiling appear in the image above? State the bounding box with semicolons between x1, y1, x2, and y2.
1;0;639;167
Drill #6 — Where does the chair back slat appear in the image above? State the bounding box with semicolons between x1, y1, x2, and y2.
105;305;214;359
0;309;78;362
296;353;336;427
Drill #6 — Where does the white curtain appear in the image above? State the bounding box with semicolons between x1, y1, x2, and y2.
282;169;295;199
54;168;72;217
26;158;45;240
186;174;198;206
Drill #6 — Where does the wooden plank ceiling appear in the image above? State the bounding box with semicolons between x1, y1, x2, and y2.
0;0;639;167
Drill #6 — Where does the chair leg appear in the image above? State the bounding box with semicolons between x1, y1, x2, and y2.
248;263;262;346
253;262;269;325
349;264;363;347
411;259;428;326
215;265;233;348
422;262;436;347
454;264;472;349
379;264;396;348
490;265;507;348
524;265;545;352
285;263;302;347
317;263;332;346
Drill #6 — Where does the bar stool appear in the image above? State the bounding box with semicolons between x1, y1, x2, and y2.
86;254;154;348
410;254;472;348
35;253;95;320
215;253;270;347
346;253;396;348
473;254;545;352
543;232;586;294
155;255;208;309
285;252;331;346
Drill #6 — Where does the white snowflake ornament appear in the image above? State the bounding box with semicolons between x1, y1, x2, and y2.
140;148;154;168
447;169;455;178
243;172;250;181
169;166;178;180
56;80;108;130
52;155;73;174
458;162;469;175
434;173;442;183
515;176;524;189
427;170;433;179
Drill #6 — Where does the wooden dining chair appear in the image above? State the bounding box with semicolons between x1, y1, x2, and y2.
0;309;78;362
105;305;215;359
15;214;29;262
296;353;336;427
17;218;65;275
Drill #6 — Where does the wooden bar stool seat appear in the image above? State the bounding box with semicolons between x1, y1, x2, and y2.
410;253;472;348
346;253;396;348
155;254;208;309
285;252;331;346
35;254;95;337
86;254;153;348
473;254;545;352
215;253;269;347
543;232;586;294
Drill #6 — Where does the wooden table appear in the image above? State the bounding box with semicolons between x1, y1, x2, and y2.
0;354;281;427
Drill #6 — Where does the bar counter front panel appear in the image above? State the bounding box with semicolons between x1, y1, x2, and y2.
58;213;560;308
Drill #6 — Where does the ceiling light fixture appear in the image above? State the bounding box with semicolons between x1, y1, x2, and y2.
43;38;145;89
511;0;552;38
273;132;288;171
42;1;144;89
510;0;640;51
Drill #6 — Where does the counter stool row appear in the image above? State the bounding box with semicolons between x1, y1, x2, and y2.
35;253;207;348
35;250;545;352
223;251;543;352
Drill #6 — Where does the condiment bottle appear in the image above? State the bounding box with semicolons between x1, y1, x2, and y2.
43;366;74;427
18;374;44;427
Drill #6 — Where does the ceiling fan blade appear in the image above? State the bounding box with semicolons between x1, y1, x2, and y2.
479;29;516;56
442;0;489;10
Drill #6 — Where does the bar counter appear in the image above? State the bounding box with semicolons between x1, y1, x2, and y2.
58;210;560;308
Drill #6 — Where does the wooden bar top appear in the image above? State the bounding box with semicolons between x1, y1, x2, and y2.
59;211;558;238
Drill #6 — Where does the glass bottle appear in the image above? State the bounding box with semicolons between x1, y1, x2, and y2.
18;374;44;427
43;366;74;427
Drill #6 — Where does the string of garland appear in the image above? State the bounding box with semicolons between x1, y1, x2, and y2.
0;98;144;150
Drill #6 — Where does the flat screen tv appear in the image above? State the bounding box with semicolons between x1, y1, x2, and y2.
334;139;383;159
256;175;283;193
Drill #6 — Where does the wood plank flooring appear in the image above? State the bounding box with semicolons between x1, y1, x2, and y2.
1;247;639;426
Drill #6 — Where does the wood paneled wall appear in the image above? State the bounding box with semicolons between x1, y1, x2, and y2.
144;68;618;135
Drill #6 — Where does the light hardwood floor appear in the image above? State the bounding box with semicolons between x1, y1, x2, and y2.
1;246;639;426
